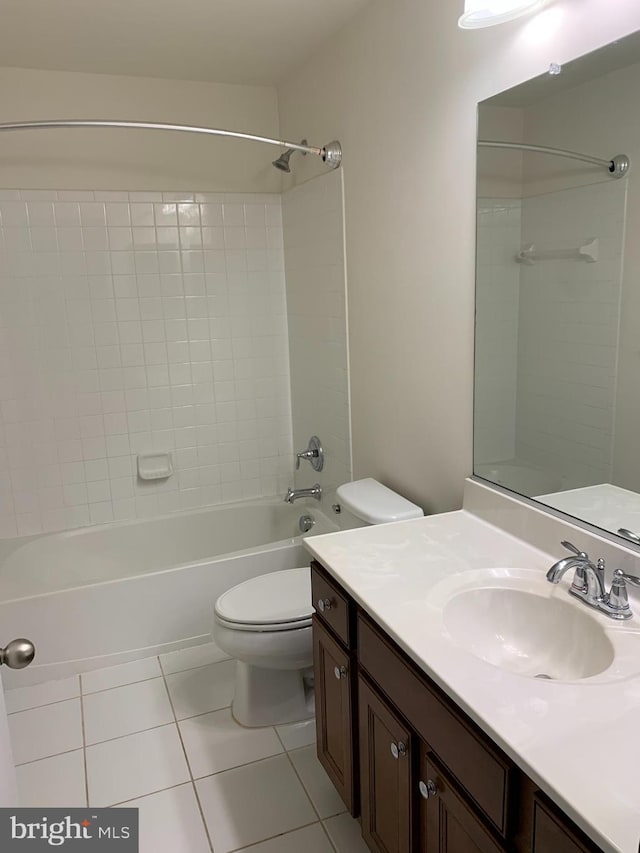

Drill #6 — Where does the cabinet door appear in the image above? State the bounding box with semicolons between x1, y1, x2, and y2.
420;749;504;853
532;795;601;853
313;615;357;814
359;675;413;853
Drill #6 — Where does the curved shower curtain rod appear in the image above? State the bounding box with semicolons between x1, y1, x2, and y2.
478;140;629;178
0;119;343;170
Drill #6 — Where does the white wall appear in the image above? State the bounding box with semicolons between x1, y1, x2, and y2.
283;170;351;500
277;0;640;514
0;189;292;537
0;67;282;192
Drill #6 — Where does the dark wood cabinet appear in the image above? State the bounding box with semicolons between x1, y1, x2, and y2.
531;795;602;853
358;613;512;839
420;749;504;853
358;674;413;853
311;562;603;853
312;613;358;814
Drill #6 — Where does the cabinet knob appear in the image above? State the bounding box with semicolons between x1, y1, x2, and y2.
390;741;407;760
419;779;438;800
334;665;347;680
317;598;333;612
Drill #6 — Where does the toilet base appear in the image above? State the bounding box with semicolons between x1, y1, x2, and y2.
232;661;315;728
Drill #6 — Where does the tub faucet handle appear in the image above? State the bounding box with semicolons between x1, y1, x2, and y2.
295;436;324;472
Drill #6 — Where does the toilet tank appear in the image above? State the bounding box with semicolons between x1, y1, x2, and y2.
335;478;424;525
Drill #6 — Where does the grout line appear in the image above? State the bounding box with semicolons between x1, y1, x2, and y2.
109;780;195;808
159;655;215;853
318;820;340;853
15;746;85;769
280;737;324;824
159;655;233;680
6;647;230;711
226;819;322;853
80;672;163;697
7;693;82;715
273;728;287;751
159;651;232;678
82;720;177;750
78;675;90;807
318;816;342;853
33;718;278;776
29;651;232;702
190;749;289;783
274;728;340;853
172;702;232;724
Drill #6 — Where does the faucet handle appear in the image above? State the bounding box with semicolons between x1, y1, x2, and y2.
295;436;324;472
561;540;589;559
613;568;640;587
600;569;634;620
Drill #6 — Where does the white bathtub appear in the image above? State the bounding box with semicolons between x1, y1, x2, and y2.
0;499;338;687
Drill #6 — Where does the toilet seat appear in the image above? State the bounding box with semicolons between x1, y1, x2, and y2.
214;567;312;633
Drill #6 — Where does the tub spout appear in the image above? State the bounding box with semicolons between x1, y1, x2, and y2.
284;484;322;503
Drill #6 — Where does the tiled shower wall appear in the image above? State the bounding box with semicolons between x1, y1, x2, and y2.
474;199;521;465
0;189;293;538
516;180;627;489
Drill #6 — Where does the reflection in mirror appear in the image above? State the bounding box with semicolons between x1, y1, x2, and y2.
474;31;640;543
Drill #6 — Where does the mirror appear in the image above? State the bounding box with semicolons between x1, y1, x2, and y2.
474;30;640;545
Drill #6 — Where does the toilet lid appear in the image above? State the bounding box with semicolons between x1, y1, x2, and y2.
215;567;313;627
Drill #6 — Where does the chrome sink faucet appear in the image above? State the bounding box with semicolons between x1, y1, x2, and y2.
546;541;607;603
546;540;640;620
284;483;322;504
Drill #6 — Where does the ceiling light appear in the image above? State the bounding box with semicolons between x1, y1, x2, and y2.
458;0;545;29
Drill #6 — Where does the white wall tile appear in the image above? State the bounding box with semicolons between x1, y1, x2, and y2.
515;182;625;489
0;189;293;537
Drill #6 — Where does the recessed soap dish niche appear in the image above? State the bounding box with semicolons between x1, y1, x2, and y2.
137;453;173;481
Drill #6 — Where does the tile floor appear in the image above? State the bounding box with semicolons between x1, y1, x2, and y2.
5;642;369;853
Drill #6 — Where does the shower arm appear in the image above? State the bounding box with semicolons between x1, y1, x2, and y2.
0;119;343;169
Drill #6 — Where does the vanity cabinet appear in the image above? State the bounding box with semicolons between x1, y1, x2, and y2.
311;561;605;853
311;560;359;815
530;795;601;853
312;615;357;814
358;674;413;853
420;750;504;853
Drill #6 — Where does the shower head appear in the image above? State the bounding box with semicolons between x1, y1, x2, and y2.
272;149;294;172
272;139;308;173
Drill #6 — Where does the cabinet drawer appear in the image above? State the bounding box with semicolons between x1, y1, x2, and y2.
358;613;513;838
311;561;354;649
532;795;602;853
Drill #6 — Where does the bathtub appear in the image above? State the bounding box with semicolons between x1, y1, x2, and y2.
0;499;338;687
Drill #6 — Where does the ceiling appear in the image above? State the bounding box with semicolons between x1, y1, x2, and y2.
0;0;370;86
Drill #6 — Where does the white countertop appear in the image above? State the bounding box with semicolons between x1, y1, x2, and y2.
538;483;640;543
304;509;640;853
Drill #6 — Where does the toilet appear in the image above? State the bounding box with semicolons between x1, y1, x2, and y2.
213;478;423;727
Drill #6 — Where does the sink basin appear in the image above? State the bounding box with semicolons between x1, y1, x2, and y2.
443;587;615;681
